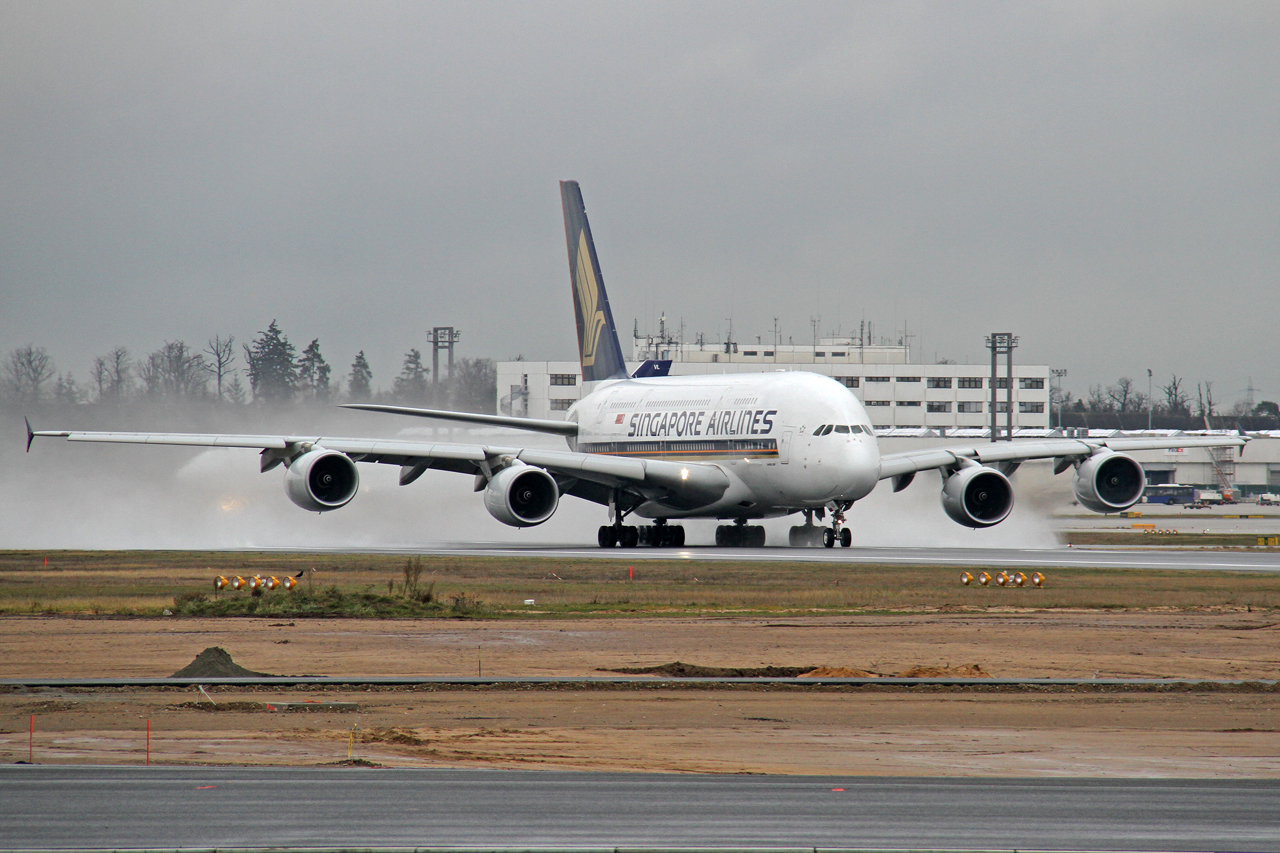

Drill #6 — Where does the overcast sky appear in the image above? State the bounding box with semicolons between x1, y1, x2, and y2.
3;1;1277;408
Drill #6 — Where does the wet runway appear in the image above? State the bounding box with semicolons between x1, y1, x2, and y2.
274;542;1280;572
4;766;1278;852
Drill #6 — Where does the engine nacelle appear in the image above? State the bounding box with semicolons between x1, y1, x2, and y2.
483;463;559;527
941;464;1014;528
284;449;360;512
1073;451;1145;513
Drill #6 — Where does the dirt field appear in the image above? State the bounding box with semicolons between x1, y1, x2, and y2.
3;612;1278;776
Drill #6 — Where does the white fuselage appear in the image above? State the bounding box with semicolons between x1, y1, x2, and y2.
566;371;881;519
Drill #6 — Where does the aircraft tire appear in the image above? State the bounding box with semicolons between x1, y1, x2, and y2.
823;528;836;548
598;526;618;548
750;526;766;547
789;526;801;546
672;526;685;547
839;527;852;548
622;526;639;548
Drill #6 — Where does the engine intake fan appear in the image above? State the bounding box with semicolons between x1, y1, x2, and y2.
484;462;559;527
941;463;1014;528
284;449;360;512
1073;451;1145;513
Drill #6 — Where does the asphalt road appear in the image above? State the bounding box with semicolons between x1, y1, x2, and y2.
3;767;1278;852
275;542;1280;572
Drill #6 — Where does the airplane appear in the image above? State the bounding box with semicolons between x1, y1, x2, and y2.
28;180;1247;548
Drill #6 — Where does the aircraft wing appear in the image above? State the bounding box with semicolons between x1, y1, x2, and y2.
339;404;579;437
28;427;730;509
878;435;1247;480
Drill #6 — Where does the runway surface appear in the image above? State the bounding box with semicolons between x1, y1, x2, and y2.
266;542;1280;572
4;767;1279;852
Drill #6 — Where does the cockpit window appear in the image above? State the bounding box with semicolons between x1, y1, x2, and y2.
850;424;864;434
834;424;850;434
814;424;829;436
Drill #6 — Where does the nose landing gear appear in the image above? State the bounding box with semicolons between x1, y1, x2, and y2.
822;504;853;548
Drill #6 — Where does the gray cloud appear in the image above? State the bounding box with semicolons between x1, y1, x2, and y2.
3;1;1277;404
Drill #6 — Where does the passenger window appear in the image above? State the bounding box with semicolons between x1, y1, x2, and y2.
834;424;850;434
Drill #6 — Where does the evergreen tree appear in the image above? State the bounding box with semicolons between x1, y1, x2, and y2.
393;348;429;403
297;338;332;401
348;351;372;401
242;320;298;403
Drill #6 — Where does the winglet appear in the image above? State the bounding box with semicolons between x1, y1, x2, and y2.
24;417;34;453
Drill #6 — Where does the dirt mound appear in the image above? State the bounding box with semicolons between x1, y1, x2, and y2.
170;647;273;678
798;666;880;678
604;661;818;678
895;664;991;678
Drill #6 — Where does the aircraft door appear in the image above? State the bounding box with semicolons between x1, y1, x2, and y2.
778;429;793;463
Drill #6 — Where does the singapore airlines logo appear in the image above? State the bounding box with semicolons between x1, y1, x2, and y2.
574;230;607;366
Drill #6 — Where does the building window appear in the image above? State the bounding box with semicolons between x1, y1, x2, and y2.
1268;465;1280;487
814;352;825;357
896;376;921;383
866;376;890;383
763;351;774;357
896;400;921;407
1019;378;1045;390
865;400;891;407
743;350;758;356
927;402;952;413
1019;402;1045;414
992;401;1010;413
957;402;982;413
957;377;983;389
830;351;846;357
990;377;1011;389
836;376;859;388
549;374;578;386
549;399;574;411
927;377;952;388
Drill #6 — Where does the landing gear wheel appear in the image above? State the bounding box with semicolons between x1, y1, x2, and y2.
598;526;618;548
839;527;852;548
823;528;836;548
621;526;639;548
672;525;685;547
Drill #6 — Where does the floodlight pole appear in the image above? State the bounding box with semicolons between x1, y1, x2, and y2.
1147;368;1153;432
985;333;1018;442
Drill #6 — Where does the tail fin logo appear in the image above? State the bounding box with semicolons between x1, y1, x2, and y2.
574;230;608;367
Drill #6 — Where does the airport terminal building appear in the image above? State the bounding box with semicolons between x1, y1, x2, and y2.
497;335;1052;431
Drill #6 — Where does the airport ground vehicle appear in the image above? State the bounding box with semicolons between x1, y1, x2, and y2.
1144;484;1195;505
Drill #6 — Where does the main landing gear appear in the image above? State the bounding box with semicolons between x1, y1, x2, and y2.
598;519;685;548
789;507;853;548
715;519;766;547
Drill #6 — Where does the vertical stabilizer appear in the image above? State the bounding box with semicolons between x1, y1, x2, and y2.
561;180;628;382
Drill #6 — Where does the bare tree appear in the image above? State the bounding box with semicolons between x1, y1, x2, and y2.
91;346;133;403
3;344;56;405
1107;377;1136;412
1196;381;1216;420
445;357;497;413
53;373;82;403
1086;384;1112;412
138;341;210;399
204;335;236;401
1161;375;1190;416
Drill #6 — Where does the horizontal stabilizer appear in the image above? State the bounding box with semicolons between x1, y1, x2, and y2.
632;359;672;378
341;404;578;436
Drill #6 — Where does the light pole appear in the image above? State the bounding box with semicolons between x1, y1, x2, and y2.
1051;368;1067;430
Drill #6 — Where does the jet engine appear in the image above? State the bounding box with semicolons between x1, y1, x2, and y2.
1073;451;1144;513
284;449;360;512
484;463;559;527
941;464;1014;528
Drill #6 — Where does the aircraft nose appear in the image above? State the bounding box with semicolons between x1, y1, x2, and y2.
836;439;878;500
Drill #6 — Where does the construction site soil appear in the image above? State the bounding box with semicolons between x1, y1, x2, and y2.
2;612;1279;776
